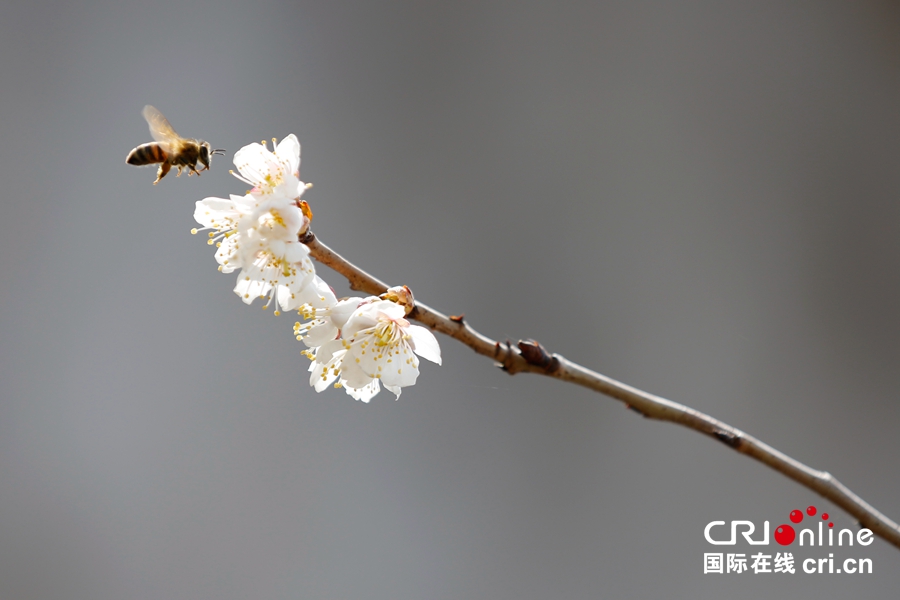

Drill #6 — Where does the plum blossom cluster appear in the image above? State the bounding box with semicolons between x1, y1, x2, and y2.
192;135;315;315
192;135;440;402
294;286;441;402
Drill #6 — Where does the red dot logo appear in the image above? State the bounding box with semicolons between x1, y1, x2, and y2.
774;524;796;546
829;522;834;528
789;510;803;523
806;505;817;517
821;512;829;520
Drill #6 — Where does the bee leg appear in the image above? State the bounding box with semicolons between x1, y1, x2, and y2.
153;162;172;185
175;166;183;177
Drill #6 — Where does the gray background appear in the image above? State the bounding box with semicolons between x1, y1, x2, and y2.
1;1;899;598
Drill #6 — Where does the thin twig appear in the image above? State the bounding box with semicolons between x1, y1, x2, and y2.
300;230;900;551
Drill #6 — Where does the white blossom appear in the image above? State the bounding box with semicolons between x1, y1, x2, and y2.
192;194;256;272
193;192;315;314
304;298;441;402
294;295;369;348
304;340;382;403
233;239;315;314
231;135;305;200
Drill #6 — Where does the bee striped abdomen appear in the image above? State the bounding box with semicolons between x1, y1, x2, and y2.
126;142;167;166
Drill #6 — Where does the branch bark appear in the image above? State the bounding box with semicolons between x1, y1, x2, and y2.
300;230;900;551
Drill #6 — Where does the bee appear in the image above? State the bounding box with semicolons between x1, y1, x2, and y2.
126;105;225;184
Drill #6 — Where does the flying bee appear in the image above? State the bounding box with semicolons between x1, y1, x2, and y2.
126;105;225;184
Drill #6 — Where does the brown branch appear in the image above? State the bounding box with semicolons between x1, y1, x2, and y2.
300;230;900;551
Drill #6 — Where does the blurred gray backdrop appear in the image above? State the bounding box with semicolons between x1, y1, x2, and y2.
1;1;899;598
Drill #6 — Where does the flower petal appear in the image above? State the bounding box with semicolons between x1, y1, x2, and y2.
275;134;301;174
339;356;378;389
344;379;380;403
408;325;442;365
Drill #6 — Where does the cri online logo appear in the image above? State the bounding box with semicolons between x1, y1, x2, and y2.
705;505;874;547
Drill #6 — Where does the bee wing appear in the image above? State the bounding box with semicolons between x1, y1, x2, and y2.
142;105;181;145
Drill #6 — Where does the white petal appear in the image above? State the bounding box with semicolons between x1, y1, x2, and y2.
267;238;286;257
297;276;337;309
194;195;252;228
301;320;339;348
314;340;345;363
339;357;377;389
233;143;277;184
234;275;272;304
377;348;419;388
275;134;301;174
308;341;345;391
408;325;442;365
310;362;339;392
345;379;380;403
275;262;316;311
369;300;406;320
342;300;398;337
193;198;231;226
330;297;366;329
282;240;310;264
214;236;242;272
